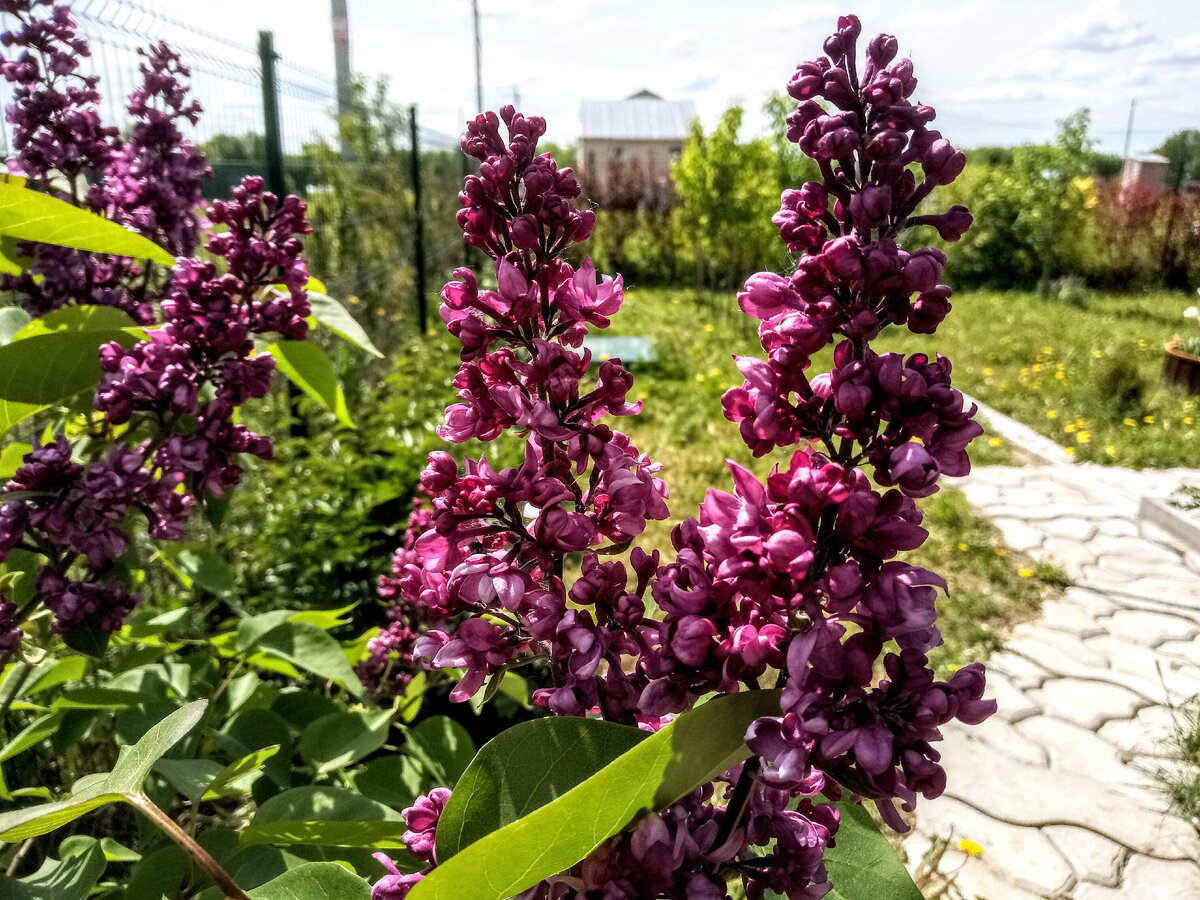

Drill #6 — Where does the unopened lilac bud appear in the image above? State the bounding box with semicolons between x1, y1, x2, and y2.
867;33;899;70
849;185;892;229
509;214;539;250
910;205;973;241
903;247;946;294
922;139;966;186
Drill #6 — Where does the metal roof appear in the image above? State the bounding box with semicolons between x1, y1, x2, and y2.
579;97;697;141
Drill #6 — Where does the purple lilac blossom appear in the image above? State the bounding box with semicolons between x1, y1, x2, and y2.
372;13;994;898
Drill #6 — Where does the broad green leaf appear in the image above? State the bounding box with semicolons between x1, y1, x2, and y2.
0;328;141;404
0;835;106;900
397;671;425;723
242;785;405;849
220;709;293;789
0;440;31;479
11;304;143;341
0;700;206;841
823;799;924;900
247;862;371;899
308;292;382;358
434;716;646;861
414;690;782;900
252;621;364;699
0;397;44;437
0;548;39;604
237;610;295;652
204;745;279;799
0;307;31;344
0;235;33;276
172;545;237;598
153;758;224;802
404;716;474;790
0;712;63;761
298;710;392;775
0;182;174;266
268;340;355;429
53;687;147;709
290;603;357;631
304;276;328;294
23;656;86;695
349;755;423;811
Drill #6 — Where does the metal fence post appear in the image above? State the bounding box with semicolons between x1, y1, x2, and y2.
409;104;427;334
258;31;286;197
259;30;306;436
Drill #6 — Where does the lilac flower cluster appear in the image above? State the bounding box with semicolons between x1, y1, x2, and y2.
0;2;209;322
373;15;994;899
0;177;311;639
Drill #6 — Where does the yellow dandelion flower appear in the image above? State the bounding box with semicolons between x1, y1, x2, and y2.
709;367;721;378
1064;446;1076;456
1144;415;1155;424
1064;424;1077;433
600;353;611;361
348;295;360;305
1040;346;1052;355
982;367;994;376
958;838;984;857
671;297;680;304
1092;349;1103;358
1105;445;1117;456
988;437;1003;447
1186;417;1194;425
1138;338;1148;349
695;374;706;382
704;323;714;333
1124;417;1137;427
994;547;1005;557
1032;363;1043;372
1018;568;1033;577
1055;371;1066;381
1046;410;1058;419
957;542;969;551
637;391;648;401
1076;431;1091;444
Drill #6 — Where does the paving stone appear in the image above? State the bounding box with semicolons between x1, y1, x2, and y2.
1082;634;1200;704
1026;678;1148;730
988;516;1047;554
916;795;1075;897
1015;715;1160;806
980;668;1042;723
1095;704;1182;760
987;650;1052;691
1157;634;1200;663
1064;587;1119;619
1115;576;1200;605
1037;598;1106;637
1041;535;1099;578
1008;627;1114;672
1073;854;1200;899
1093;554;1172;579
997;486;1061;509
1048;516;1101;541
1097;518;1140;538
1087;535;1183;564
950;858;1048;900
952;713;1050;767
1105;609;1198;648
1043;825;1127;888
986;503;1129;522
939;739;1200;859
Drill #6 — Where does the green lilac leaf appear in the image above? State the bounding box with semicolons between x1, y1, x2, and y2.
308;292;383;357
298;710;392;774
246;862;371;899
0;835;106;899
267;340;355;429
415;689;783;900
823;799;924;900
0;182;174;265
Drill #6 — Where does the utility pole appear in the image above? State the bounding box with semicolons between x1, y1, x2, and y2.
331;0;353;159
472;0;483;113
1121;98;1136;162
409;105;428;334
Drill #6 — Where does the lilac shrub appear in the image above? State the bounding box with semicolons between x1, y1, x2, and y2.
0;2;312;646
374;13;995;899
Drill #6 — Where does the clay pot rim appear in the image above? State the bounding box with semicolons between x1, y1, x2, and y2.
1165;339;1200;364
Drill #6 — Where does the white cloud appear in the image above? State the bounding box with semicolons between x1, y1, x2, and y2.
762;5;838;32
953;82;1050;104
1144;34;1200;65
666;31;699;58
1051;3;1156;52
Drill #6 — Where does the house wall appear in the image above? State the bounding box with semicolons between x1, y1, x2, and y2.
577;137;685;209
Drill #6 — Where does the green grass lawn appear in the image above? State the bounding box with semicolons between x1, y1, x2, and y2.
610;287;1061;674
612;287;1198;469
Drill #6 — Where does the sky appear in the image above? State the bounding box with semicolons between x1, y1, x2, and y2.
62;0;1200;156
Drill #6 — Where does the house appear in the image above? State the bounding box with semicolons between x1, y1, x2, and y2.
578;90;697;210
1121;154;1169;192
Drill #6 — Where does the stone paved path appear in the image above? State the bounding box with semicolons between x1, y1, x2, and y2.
906;463;1200;899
